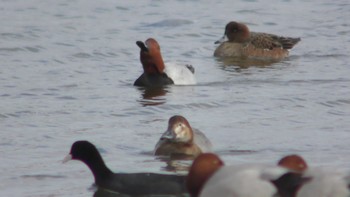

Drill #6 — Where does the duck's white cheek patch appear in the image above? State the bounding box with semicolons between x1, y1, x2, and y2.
174;127;185;141
174;127;182;137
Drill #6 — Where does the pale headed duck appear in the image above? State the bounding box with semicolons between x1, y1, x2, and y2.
135;38;196;87
214;21;301;60
154;115;212;157
63;141;187;195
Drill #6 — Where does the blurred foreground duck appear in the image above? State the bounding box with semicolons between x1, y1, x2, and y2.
278;154;350;197
186;153;308;197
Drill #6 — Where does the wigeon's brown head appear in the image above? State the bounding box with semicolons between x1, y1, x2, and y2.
161;115;194;143
278;154;308;173
224;21;250;43
187;153;224;197
215;21;250;44
136;38;166;74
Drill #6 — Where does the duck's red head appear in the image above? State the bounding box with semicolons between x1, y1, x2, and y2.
278;154;308;173
136;38;166;74
187;153;224;197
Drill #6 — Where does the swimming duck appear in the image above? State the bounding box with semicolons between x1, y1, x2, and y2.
214;21;300;60
278;154;350;197
63;141;187;195
134;38;196;87
187;153;306;197
154;115;212;157
296;168;350;197
278;154;308;173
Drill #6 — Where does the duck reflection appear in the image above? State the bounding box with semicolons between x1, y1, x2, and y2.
137;87;168;106
215;56;278;69
156;154;194;173
94;188;188;197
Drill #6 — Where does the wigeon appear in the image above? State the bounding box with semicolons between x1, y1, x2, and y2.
214;21;301;60
63;141;187;195
134;38;196;87
187;153;307;197
278;154;350;197
154;115;212;157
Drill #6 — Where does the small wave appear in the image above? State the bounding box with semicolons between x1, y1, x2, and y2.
19;93;37;97
24;46;41;53
72;52;92;58
115;6;129;11
145;19;193;27
56;96;77;100
54;42;75;47
21;174;66;180
0;47;25;52
0;33;25;40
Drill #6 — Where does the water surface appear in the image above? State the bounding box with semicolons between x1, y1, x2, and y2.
1;0;350;196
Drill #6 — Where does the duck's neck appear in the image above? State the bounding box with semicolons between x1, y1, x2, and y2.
272;172;307;197
141;52;166;74
152;52;166;73
83;153;113;184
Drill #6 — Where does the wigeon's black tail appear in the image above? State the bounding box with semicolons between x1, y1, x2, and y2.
279;37;301;50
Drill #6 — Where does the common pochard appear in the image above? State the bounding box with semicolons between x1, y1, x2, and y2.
278;154;350;197
278;154;308;173
135;38;196;87
187;153;306;197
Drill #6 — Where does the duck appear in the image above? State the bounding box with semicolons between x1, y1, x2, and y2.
134;38;196;87
63;141;188;195
296;168;350;197
278;154;350;197
277;154;308;173
186;153;307;197
214;21;301;60
154;115;212;157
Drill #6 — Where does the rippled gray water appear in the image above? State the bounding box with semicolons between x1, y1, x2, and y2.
1;0;350;196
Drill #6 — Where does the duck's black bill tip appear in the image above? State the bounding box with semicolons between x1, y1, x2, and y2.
136;41;148;51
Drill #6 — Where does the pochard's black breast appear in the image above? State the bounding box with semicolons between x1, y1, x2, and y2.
134;73;174;87
98;173;187;195
271;172;310;197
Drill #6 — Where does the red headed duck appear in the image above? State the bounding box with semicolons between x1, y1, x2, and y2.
154;115;212;157
278;154;350;197
63;141;187;195
186;153;224;197
296;168;350;197
278;154;308;173
214;21;301;60
134;38;196;87
187;153;306;197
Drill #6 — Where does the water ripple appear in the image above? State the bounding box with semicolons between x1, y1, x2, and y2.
145;19;193;27
21;174;66;180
